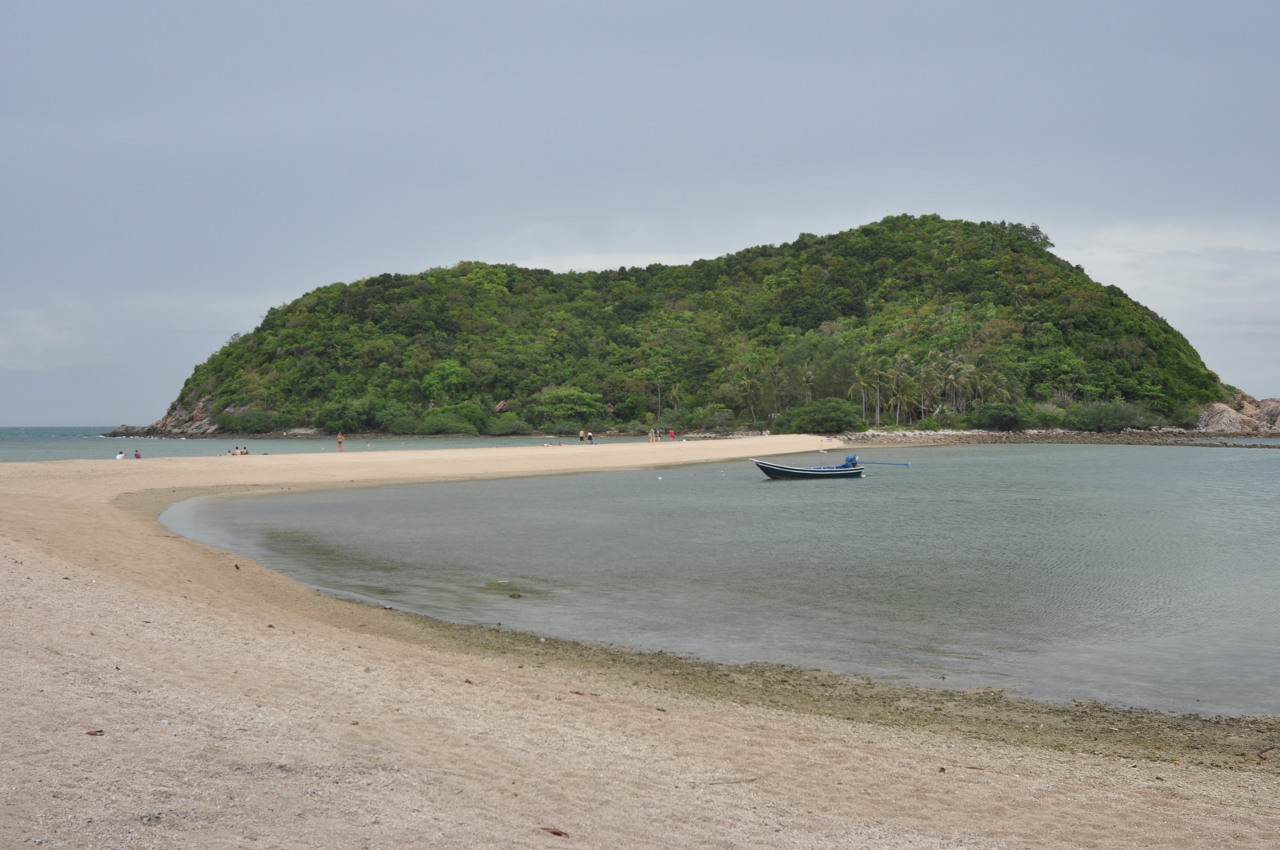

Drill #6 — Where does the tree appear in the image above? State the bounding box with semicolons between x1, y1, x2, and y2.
969;402;1024;431
158;215;1225;436
420;359;475;406
525;386;606;426
773;398;867;434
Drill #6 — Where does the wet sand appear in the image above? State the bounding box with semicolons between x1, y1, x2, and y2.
2;435;1277;848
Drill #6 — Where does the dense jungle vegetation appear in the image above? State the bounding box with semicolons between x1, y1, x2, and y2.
174;214;1224;435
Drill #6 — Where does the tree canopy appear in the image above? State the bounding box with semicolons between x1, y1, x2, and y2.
167;214;1224;435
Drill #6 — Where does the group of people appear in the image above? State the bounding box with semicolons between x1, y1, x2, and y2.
114;450;142;459
578;430;594;444
227;446;250;455
647;428;676;442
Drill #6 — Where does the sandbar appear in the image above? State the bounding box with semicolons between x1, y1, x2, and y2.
2;435;1276;848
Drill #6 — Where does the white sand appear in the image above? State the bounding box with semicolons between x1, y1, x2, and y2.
2;436;1276;848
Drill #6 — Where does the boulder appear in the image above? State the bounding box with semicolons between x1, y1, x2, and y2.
1198;402;1261;433
1256;398;1280;430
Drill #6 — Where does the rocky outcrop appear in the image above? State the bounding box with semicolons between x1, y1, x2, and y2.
1198;396;1280;434
108;398;221;438
1256;398;1280;430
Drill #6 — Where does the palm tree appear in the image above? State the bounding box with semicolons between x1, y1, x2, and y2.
943;360;978;413
887;355;915;426
735;372;761;426
915;352;944;419
846;356;874;421
869;356;891;426
890;378;917;426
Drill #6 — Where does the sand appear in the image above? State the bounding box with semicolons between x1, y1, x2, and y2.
2;435;1277;849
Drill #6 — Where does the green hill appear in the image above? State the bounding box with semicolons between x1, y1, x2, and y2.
145;214;1224;436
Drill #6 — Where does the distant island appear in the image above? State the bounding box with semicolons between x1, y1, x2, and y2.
113;214;1273;439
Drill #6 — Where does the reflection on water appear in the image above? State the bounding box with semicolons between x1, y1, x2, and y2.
162;444;1280;716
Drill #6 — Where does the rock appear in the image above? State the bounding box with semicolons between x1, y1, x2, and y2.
108;398;220;438
1197;402;1262;433
1256;399;1280;431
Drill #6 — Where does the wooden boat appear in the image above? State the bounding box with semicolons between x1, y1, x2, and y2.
751;455;865;480
750;454;910;480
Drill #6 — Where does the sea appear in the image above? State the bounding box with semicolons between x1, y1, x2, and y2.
6;427;1278;717
0;425;623;462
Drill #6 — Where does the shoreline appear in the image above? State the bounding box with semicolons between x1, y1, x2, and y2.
4;435;1278;847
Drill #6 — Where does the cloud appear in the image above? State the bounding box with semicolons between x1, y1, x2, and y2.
1058;222;1280;317
1053;221;1280;396
0;310;74;371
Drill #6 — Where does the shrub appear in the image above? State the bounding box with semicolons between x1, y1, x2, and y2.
484;412;532;435
545;420;583;437
969;402;1025;431
525;386;605;427
314;398;377;433
418;412;479;435
213;408;285;433
435;401;489;432
372;400;421;434
1062;400;1159;432
1028;403;1066;429
773;398;867;434
693;403;736;432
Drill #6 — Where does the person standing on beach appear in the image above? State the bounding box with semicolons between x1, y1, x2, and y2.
587;431;594;444
337;432;345;452
579;429;585;443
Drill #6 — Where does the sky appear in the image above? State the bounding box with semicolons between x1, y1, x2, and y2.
3;1;1278;427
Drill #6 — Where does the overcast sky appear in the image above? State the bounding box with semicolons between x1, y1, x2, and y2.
3;1;1277;427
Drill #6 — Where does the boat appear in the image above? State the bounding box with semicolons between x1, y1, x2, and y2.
751;454;866;480
750;454;910;480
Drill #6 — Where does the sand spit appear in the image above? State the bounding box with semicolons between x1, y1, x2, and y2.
2;435;1277;848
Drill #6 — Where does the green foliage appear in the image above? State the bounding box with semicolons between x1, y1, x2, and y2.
969;402;1026;431
1061;400;1160;432
314;397;378;433
524;386;606;426
1026;403;1067;429
686;403;736;433
171;215;1227;435
483;412;533;436
545;420;587;436
420;359;474;406
418;412;479;436
773;398;868;434
212;407;288;433
434;401;488;433
374;400;420;434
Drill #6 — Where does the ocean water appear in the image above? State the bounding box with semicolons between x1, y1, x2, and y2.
0;426;639;462
161;442;1280;717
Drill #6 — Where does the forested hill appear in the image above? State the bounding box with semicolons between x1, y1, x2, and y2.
133;214;1225;437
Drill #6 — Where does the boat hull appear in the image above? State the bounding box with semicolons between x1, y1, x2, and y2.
751;459;865;480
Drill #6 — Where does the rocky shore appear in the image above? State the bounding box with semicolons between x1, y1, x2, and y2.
845;427;1277;448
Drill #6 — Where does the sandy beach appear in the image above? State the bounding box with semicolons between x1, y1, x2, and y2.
3;435;1277;849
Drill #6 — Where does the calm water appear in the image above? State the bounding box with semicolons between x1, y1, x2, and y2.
0;426;637;462
161;443;1280;717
